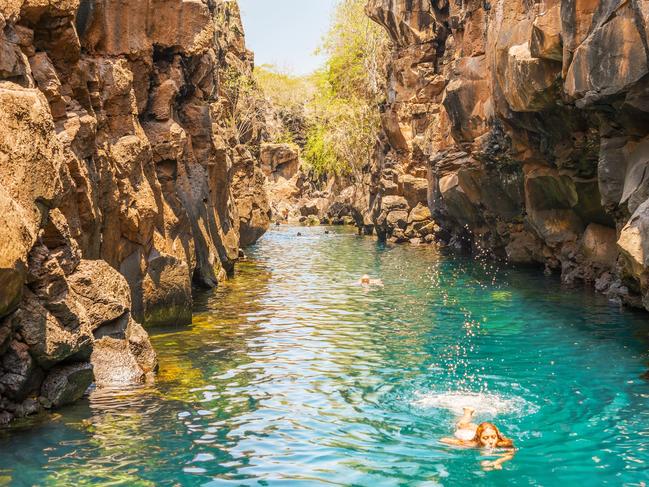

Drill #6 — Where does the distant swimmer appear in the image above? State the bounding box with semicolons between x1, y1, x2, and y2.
440;407;516;470
358;274;383;287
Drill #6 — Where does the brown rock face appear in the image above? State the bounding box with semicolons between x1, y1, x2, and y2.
0;0;269;424
233;145;272;248
261;143;300;182
260;142;355;227
366;0;649;309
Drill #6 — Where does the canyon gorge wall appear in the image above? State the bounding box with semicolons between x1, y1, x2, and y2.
0;0;270;424
365;0;649;311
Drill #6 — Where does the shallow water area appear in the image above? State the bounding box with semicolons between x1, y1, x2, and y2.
1;225;648;486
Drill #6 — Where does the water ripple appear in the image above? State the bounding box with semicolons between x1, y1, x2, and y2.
0;226;648;486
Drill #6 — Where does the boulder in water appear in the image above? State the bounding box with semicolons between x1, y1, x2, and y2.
40;362;93;408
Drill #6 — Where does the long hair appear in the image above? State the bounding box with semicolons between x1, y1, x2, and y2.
473;422;514;448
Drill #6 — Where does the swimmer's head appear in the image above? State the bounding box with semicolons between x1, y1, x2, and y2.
361;274;370;284
473;422;513;449
478;425;498;449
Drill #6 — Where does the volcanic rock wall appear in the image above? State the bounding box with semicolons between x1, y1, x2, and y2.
366;0;649;310
0;0;270;425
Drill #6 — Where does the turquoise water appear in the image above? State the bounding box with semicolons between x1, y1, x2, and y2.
1;225;648;486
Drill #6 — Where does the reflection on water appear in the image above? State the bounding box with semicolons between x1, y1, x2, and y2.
0;225;648;486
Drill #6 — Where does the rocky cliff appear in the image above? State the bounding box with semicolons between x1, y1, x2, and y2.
366;0;649;310
0;0;270;425
261;142;361;226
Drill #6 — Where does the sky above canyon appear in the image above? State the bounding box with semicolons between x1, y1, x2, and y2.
238;0;338;75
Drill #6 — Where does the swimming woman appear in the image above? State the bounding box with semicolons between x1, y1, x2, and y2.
440;407;516;470
357;274;384;287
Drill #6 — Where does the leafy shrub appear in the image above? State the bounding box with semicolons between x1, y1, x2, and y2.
254;0;391;179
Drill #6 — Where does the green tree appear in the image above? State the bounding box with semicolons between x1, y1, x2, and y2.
253;0;391;179
303;0;390;178
254;64;313;146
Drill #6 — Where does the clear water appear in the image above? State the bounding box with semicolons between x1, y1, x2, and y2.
1;226;648;486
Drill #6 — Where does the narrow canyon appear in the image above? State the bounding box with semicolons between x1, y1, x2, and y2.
1;0;649;429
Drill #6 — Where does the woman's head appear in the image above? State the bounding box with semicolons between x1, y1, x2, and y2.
473;422;513;449
361;275;370;284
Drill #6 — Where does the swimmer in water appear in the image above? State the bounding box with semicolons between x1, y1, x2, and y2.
357;274;383;287
440;407;515;470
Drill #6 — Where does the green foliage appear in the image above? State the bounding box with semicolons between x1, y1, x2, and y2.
318;0;389;102
273;128;296;145
301;0;389;177
220;66;266;143
253;0;390;178
254;64;314;112
254;64;313;145
303;125;339;176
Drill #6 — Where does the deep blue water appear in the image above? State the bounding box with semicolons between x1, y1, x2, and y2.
0;225;648;486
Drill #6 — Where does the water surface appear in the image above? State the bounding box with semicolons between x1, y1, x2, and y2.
1;226;648;486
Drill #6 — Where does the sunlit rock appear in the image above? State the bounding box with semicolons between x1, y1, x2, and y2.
618;200;649;280
565;3;648;102
530;4;562;62
0;0;269;424
261;143;300;181
365;0;649;309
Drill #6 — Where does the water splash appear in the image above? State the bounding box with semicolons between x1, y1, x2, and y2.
412;391;539;417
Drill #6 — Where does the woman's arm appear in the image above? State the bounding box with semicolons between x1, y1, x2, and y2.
439;437;473;447
481;449;516;470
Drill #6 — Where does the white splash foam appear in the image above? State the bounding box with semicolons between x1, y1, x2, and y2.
412;391;537;417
